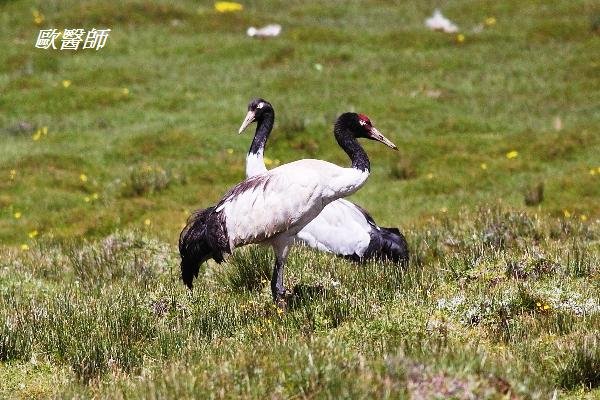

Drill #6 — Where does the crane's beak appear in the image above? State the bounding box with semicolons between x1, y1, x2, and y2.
238;111;256;134
368;126;398;150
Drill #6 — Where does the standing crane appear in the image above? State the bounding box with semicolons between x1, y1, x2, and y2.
239;98;409;264
180;108;398;304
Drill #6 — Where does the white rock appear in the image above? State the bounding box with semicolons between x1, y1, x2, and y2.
247;24;282;38
425;9;459;33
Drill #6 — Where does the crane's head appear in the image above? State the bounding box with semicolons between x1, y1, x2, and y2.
238;98;273;134
338;113;398;150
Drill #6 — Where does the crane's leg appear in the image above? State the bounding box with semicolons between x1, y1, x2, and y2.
271;241;290;305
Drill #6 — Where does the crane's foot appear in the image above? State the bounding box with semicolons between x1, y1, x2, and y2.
272;286;287;307
274;296;287;311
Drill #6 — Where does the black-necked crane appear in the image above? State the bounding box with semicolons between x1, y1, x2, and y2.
179;107;397;304
239;98;409;265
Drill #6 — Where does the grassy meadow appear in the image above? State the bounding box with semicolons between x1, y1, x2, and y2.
1;0;599;398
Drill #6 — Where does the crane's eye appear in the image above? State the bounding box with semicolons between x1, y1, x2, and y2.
257;102;264;109
359;120;366;126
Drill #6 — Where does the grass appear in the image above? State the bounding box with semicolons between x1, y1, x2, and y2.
0;211;598;398
0;0;599;398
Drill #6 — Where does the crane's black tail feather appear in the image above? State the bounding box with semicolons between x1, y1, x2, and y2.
179;206;229;289
381;227;400;235
364;227;410;265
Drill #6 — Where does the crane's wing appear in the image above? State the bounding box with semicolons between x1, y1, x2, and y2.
215;170;322;248
345;200;380;230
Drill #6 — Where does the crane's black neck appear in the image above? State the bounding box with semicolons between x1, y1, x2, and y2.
334;120;370;172
248;108;274;156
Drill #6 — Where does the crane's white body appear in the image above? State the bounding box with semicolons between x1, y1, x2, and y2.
245;153;374;258
295;198;372;256
220;159;368;251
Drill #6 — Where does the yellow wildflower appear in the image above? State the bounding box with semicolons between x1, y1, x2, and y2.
92;193;99;200
563;209;571;218
32;10;44;25
276;308;284;315
79;173;88;182
426;173;434;180
597;166;600;173
122;88;129;96
28;230;38;239
14;212;22;219
440;207;448;213
227;148;234;155
543;304;550;310
144;218;151;226
62;80;71;88
32;129;42;141
41;126;48;135
506;150;518;159
264;157;273;166
480;163;488;170
456;34;465;43
485;17;496;27
84;196;91;203
580;214;587;222
591;169;597;176
9;170;17;180
21;244;30;251
536;302;541;307
214;2;243;13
